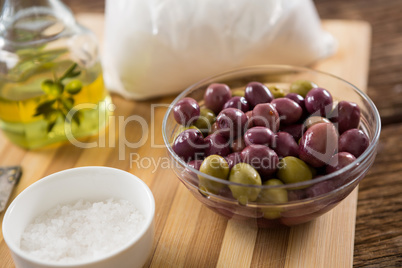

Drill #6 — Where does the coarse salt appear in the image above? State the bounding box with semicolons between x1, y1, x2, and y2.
20;198;144;263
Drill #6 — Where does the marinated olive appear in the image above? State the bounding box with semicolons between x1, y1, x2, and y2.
305;87;333;117
299;122;338;167
210;122;219;134
330;101;361;134
287;189;307;201
204;83;232;114
304;116;331;129
251;103;280;132
241;144;279;177
199;155;230;194
223;96;250;112
326;152;357;174
259;179;288;219
188;159;203;171
229;163;262;205
204;133;231;157
232;89;245;97
285;93;306;111
173;129;205;161
271;98;303;125
280;123;305;141
225;152;242;170
231;136;246;152
269;86;286;98
259;179;288;203
289;80;317;97
244;126;275;147
186;159;203;181
216;108;248;138
272;132;299;158
305;179;336;198
277;156;312;184
244;82;273;107
245;110;254;129
173;97;200;125
193;108;216;135
174;125;201;141
338;128;369;158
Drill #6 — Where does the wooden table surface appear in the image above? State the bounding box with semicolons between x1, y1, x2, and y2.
1;0;401;267
68;1;402;267
62;1;402;267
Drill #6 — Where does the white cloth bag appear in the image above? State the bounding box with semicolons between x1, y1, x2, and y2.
103;0;336;100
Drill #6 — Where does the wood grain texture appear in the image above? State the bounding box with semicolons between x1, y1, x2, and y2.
314;0;402;126
10;0;402;265
314;1;402;267
0;13;373;268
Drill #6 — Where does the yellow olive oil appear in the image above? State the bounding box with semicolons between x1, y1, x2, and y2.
0;60;111;149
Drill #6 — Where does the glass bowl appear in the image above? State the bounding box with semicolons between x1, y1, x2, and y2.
162;65;381;227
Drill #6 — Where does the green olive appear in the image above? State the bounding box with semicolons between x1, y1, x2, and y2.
304;116;331;129
228;163;261;205
277;156;312;184
289;80;317;97
65;80;83;95
193;108;216;134
232;89;245;97
259;179;288;219
259;179;288;203
199;155;229;195
269;86;286;98
41;79;63;97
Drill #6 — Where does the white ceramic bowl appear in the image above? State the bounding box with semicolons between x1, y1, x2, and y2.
2;166;155;268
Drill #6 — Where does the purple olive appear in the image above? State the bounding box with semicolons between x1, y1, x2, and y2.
244;126;275;147
245;110;254;129
204;133;231;157
338;128;369;158
231;136;246;152
225;152;243;169
188;159;203;171
251;103;280;132
173;129;205;161
210;122;219;134
204;83;232;114
241;144;279;176
271;98;303;125
288;189;307;201
216;108;248;138
244;82;273;107
303;116;331;129
173;97;200;125
280;123;305;141
326;152;357;174
286;93;306;111
330;101;361;134
272;132;299;158
305;179;336;198
305;87;333;117
223;96;250;112
299;122;338;167
184;159;203;184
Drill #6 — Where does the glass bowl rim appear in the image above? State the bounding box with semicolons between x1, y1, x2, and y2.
162;64;381;190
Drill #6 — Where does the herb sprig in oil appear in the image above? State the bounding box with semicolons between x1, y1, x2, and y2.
34;63;83;132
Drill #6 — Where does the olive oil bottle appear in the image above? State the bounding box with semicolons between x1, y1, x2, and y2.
0;0;111;149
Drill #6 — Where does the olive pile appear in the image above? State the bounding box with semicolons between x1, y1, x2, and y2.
172;80;369;208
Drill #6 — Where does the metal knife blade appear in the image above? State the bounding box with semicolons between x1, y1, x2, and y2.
0;166;22;212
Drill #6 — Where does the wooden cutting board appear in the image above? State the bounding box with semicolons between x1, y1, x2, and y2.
0;14;370;268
